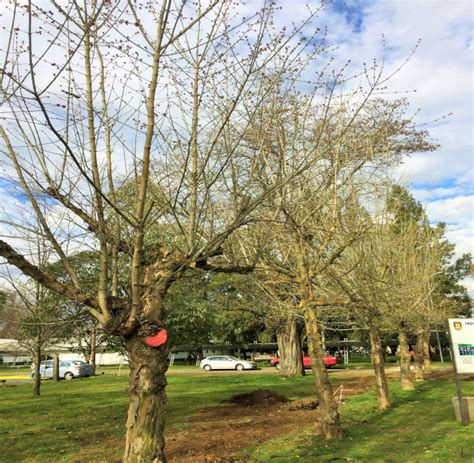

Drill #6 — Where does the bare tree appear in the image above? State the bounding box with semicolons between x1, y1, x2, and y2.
0;275;69;395
335;194;448;395
0;1;354;460
239;89;436;437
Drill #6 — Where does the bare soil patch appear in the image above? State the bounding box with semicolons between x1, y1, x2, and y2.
429;370;474;381
166;376;376;463
228;389;290;407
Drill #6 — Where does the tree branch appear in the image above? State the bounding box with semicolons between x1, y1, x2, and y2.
0;239;105;322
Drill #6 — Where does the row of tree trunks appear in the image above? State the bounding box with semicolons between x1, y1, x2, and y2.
302;302;342;440
276;312;305;376
367;317;391;410
398;326;432;387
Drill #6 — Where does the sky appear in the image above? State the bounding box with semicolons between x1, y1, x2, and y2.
0;0;472;292
309;0;473;291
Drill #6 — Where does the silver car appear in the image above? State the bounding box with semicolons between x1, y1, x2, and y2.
200;356;257;371
31;359;94;380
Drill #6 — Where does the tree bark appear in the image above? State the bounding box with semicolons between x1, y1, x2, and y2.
398;329;414;391
121;277;173;463
53;353;60;382
33;343;41;396
368;317;391;410
302;302;342;440
420;329;432;376
276;312;305;376
414;327;425;381
89;325;96;367
123;333;169;463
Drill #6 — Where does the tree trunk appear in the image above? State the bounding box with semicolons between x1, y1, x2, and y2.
398;329;414;391
302;302;342;440
123;333;169;463
53;353;60;382
121;280;171;461
421;329;432;376
368;317;391;410
33;344;41;396
276;312;305;376
89;325;96;367
414;327;425;381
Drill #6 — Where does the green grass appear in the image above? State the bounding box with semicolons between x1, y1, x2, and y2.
0;372;315;462
0;366;31;374
0;371;472;462
0;376;128;462
241;379;474;462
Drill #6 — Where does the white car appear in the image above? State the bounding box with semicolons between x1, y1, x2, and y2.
200;356;257;371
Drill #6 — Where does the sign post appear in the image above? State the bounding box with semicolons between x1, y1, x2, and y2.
447;318;474;424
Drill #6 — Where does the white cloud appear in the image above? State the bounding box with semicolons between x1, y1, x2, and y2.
461;277;474;298
329;0;473;186
425;195;473;226
322;0;474;275
444;224;474;257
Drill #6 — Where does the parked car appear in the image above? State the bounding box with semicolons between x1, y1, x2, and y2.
270;353;339;370
30;359;95;380
70;360;95;376
200;356;257;371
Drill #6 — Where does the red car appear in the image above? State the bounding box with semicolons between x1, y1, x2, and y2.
270;353;339;369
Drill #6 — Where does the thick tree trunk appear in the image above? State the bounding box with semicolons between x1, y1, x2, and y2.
123;333;169;463
33;344;41;396
368;317;391;410
53;353;60;382
302;302;342;440
398;329;414;391
276;312;305;376
121;279;173;463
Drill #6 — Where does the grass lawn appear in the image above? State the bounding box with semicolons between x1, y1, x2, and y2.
241;379;474;462
0;370;472;462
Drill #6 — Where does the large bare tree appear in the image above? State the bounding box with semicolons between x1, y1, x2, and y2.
0;1;360;460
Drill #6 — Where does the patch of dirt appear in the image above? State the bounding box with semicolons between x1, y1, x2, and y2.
429;370;474;381
166;377;375;463
166;405;315;463
227;389;290;407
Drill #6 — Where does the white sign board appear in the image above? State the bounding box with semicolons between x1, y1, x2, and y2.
448;318;474;374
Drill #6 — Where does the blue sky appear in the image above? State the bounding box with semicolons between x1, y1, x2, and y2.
1;0;472;290
322;0;473;260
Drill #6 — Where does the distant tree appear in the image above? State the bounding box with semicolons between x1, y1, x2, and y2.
43;251;124;366
165;272;265;357
0;289;20;338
